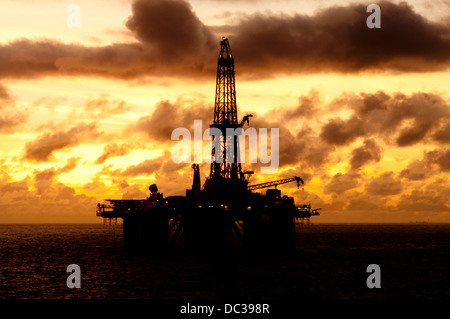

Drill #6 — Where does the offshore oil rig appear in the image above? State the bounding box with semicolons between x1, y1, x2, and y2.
96;38;320;254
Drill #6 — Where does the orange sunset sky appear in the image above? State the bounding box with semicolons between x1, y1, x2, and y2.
1;0;450;223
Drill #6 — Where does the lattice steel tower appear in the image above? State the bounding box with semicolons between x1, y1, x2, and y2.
209;38;248;181
214;38;238;125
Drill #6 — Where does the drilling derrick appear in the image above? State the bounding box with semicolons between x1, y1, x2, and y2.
214;38;237;125
210;38;243;182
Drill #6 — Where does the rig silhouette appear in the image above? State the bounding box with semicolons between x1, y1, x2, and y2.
96;38;320;254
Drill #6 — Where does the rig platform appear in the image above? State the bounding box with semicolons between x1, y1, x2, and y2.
96;38;320;254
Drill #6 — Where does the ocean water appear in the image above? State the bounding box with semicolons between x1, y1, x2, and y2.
0;223;449;300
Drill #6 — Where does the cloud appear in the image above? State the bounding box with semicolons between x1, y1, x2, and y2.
125;0;215;60
83;95;131;115
0;160;94;222
23;122;100;162
0;83;28;133
0;39;148;80
0;108;27;133
82;178;108;195
325;171;361;194
96;151;191;197
366;171;402;196
320;91;450;147
0;176;29;193
59;157;80;173
95;143;131;164
349;139;383;169
122;185;148;199
0;0;215;81
343;191;387;213
1;1;450;81
240;100;335;171
0;83;12;101
433;121;450;143
33;157;80;195
1;166;97;223
127;90;450;184
31;96;67;111
118;155;165;177
396;182;450;215
400;147;450;181
320;116;365;145
283;90;320;120
424;147;450;171
400;159;430;181
131;99;210;141
0;178;98;223
230;1;450;75
321;171;449;222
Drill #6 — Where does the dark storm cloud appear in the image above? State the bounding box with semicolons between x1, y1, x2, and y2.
320;91;450;147
1;1;450;80
125;0;215;59
230;1;450;74
23;122;100;162
0;0;216;80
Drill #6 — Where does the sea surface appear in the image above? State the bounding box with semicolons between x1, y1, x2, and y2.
0;223;449;300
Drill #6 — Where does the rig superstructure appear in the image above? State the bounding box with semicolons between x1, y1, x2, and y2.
97;38;320;254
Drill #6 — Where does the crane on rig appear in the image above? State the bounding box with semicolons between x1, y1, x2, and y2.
247;176;304;191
